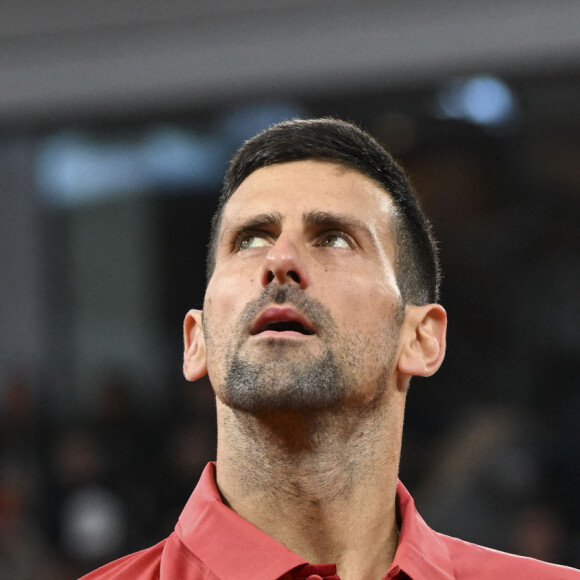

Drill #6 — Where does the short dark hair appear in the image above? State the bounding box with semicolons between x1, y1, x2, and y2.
207;117;441;305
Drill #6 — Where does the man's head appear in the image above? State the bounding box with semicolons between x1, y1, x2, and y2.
183;119;447;419
207;117;441;306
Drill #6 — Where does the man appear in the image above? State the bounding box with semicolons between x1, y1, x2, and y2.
82;118;579;579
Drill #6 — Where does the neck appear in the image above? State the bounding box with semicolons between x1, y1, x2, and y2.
215;397;405;580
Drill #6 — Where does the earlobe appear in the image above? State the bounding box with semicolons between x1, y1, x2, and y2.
397;304;447;379
183;309;208;382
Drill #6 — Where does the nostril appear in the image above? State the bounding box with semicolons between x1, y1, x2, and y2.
265;269;301;285
288;271;300;283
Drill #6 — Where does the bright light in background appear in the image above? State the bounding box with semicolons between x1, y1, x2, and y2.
437;75;518;127
138;127;223;189
36;129;224;206
37;132;151;205
36;102;305;207
61;486;126;561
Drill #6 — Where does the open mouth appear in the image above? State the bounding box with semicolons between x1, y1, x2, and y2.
250;307;316;337
255;320;315;335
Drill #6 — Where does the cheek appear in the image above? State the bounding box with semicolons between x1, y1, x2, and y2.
203;274;250;344
339;282;399;331
205;275;239;317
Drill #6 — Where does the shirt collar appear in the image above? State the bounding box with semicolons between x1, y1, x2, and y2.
391;480;455;580
176;463;455;580
175;462;307;580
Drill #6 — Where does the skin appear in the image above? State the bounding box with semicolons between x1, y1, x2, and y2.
183;160;447;580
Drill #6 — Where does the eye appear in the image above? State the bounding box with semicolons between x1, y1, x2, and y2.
319;233;351;248
239;234;270;250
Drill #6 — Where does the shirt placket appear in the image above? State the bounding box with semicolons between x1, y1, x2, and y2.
293;563;341;580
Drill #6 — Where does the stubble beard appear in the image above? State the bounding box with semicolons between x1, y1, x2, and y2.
224;341;345;414
205;285;402;417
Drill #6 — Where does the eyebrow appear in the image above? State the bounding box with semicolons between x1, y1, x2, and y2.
303;209;377;248
221;209;378;249
223;212;283;235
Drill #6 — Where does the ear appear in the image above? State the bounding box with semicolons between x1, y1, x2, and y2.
183;309;208;382
397;304;447;378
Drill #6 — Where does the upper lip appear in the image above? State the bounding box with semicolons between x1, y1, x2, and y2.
250;307;316;336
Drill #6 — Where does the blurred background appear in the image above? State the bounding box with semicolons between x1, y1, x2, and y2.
1;0;580;577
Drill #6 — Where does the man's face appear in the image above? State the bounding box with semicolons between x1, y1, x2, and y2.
202;160;405;415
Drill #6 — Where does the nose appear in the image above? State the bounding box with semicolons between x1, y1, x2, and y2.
260;234;310;289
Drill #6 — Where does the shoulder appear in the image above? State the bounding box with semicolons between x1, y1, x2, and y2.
79;539;166;579
438;532;580;579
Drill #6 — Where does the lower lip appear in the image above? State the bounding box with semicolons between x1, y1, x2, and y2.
252;331;315;339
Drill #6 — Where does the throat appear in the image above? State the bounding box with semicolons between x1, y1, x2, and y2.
220;406;392;503
216;404;402;580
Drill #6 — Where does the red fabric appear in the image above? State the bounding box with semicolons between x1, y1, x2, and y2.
81;463;580;579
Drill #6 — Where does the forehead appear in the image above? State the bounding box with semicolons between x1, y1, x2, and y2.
221;160;396;229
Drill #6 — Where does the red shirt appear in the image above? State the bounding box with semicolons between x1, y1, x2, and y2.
81;463;580;579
